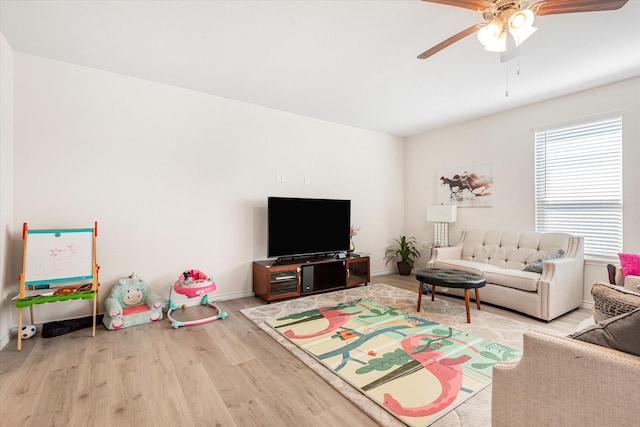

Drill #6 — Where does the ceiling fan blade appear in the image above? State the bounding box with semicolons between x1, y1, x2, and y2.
421;0;493;11
418;23;485;59
531;0;629;16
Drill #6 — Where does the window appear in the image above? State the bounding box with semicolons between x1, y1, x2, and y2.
535;115;622;258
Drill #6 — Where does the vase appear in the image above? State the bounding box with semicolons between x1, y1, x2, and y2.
397;261;412;276
349;238;355;253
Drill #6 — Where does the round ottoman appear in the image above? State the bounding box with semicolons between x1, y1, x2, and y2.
416;268;486;323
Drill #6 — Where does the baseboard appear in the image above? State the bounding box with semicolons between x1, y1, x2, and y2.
168;289;255;308
580;300;594;310
217;289;255;301
0;333;10;351
371;269;397;276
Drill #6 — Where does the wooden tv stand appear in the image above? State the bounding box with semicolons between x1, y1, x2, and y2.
252;255;370;302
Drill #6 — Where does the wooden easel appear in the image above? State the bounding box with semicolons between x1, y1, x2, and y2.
16;222;99;351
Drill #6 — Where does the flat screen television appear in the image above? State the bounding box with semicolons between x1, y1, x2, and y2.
268;196;351;259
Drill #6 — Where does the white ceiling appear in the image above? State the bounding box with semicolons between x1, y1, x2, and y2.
1;0;639;137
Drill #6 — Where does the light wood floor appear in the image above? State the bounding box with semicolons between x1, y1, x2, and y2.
0;274;590;426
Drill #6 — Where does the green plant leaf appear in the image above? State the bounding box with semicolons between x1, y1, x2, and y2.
277;309;320;321
384;235;421;265
480;351;501;361
355;348;411;374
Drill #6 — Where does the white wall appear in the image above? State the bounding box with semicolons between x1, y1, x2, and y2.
5;48;638;346
0;32;15;350
9;53;404;330
405;76;640;304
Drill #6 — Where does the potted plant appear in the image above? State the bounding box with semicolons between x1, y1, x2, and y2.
384;236;421;275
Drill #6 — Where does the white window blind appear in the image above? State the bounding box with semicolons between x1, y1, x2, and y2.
535;115;622;257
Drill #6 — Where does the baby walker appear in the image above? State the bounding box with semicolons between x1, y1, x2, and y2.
167;269;228;328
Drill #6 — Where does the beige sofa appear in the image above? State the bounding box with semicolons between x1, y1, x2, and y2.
427;229;584;321
491;329;640;426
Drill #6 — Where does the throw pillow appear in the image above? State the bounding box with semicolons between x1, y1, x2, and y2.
523;249;565;273
591;282;640;322
618;253;640;277
568;308;640;357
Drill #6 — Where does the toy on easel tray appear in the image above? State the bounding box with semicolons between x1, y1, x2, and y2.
167;269;228;328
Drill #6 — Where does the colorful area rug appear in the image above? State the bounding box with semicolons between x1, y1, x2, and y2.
241;284;567;426
265;298;520;427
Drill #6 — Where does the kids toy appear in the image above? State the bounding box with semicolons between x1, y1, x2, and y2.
21;324;36;339
167;269;227;328
102;274;164;330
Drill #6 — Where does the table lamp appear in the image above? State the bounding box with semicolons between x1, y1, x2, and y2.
427;204;457;247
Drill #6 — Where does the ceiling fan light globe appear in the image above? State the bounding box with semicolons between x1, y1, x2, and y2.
509;10;535;33
483;43;506;53
482;32;507;52
477;20;504;48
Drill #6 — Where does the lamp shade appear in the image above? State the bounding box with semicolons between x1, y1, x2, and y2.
427;205;457;223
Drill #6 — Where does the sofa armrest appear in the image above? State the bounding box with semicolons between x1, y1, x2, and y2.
609;264;640;291
624;275;640;292
537;252;584;320
492;330;640;427
428;245;463;265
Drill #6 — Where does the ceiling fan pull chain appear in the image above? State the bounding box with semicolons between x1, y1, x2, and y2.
505;61;510;98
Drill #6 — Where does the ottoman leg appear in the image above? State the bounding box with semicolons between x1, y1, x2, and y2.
417;282;423;312
475;288;481;310
464;289;471;323
431;285;436;301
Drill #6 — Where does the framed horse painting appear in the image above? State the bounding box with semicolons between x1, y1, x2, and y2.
435;163;493;207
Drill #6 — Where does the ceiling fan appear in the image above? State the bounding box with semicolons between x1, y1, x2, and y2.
418;0;629;62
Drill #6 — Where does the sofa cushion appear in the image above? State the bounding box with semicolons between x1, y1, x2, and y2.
523;249;565;273
458;230;572;271
429;259;487;276
568;308;640;356
619;253;640;277
483;269;540;292
569;316;596;335
591;282;640;322
431;259;540;292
